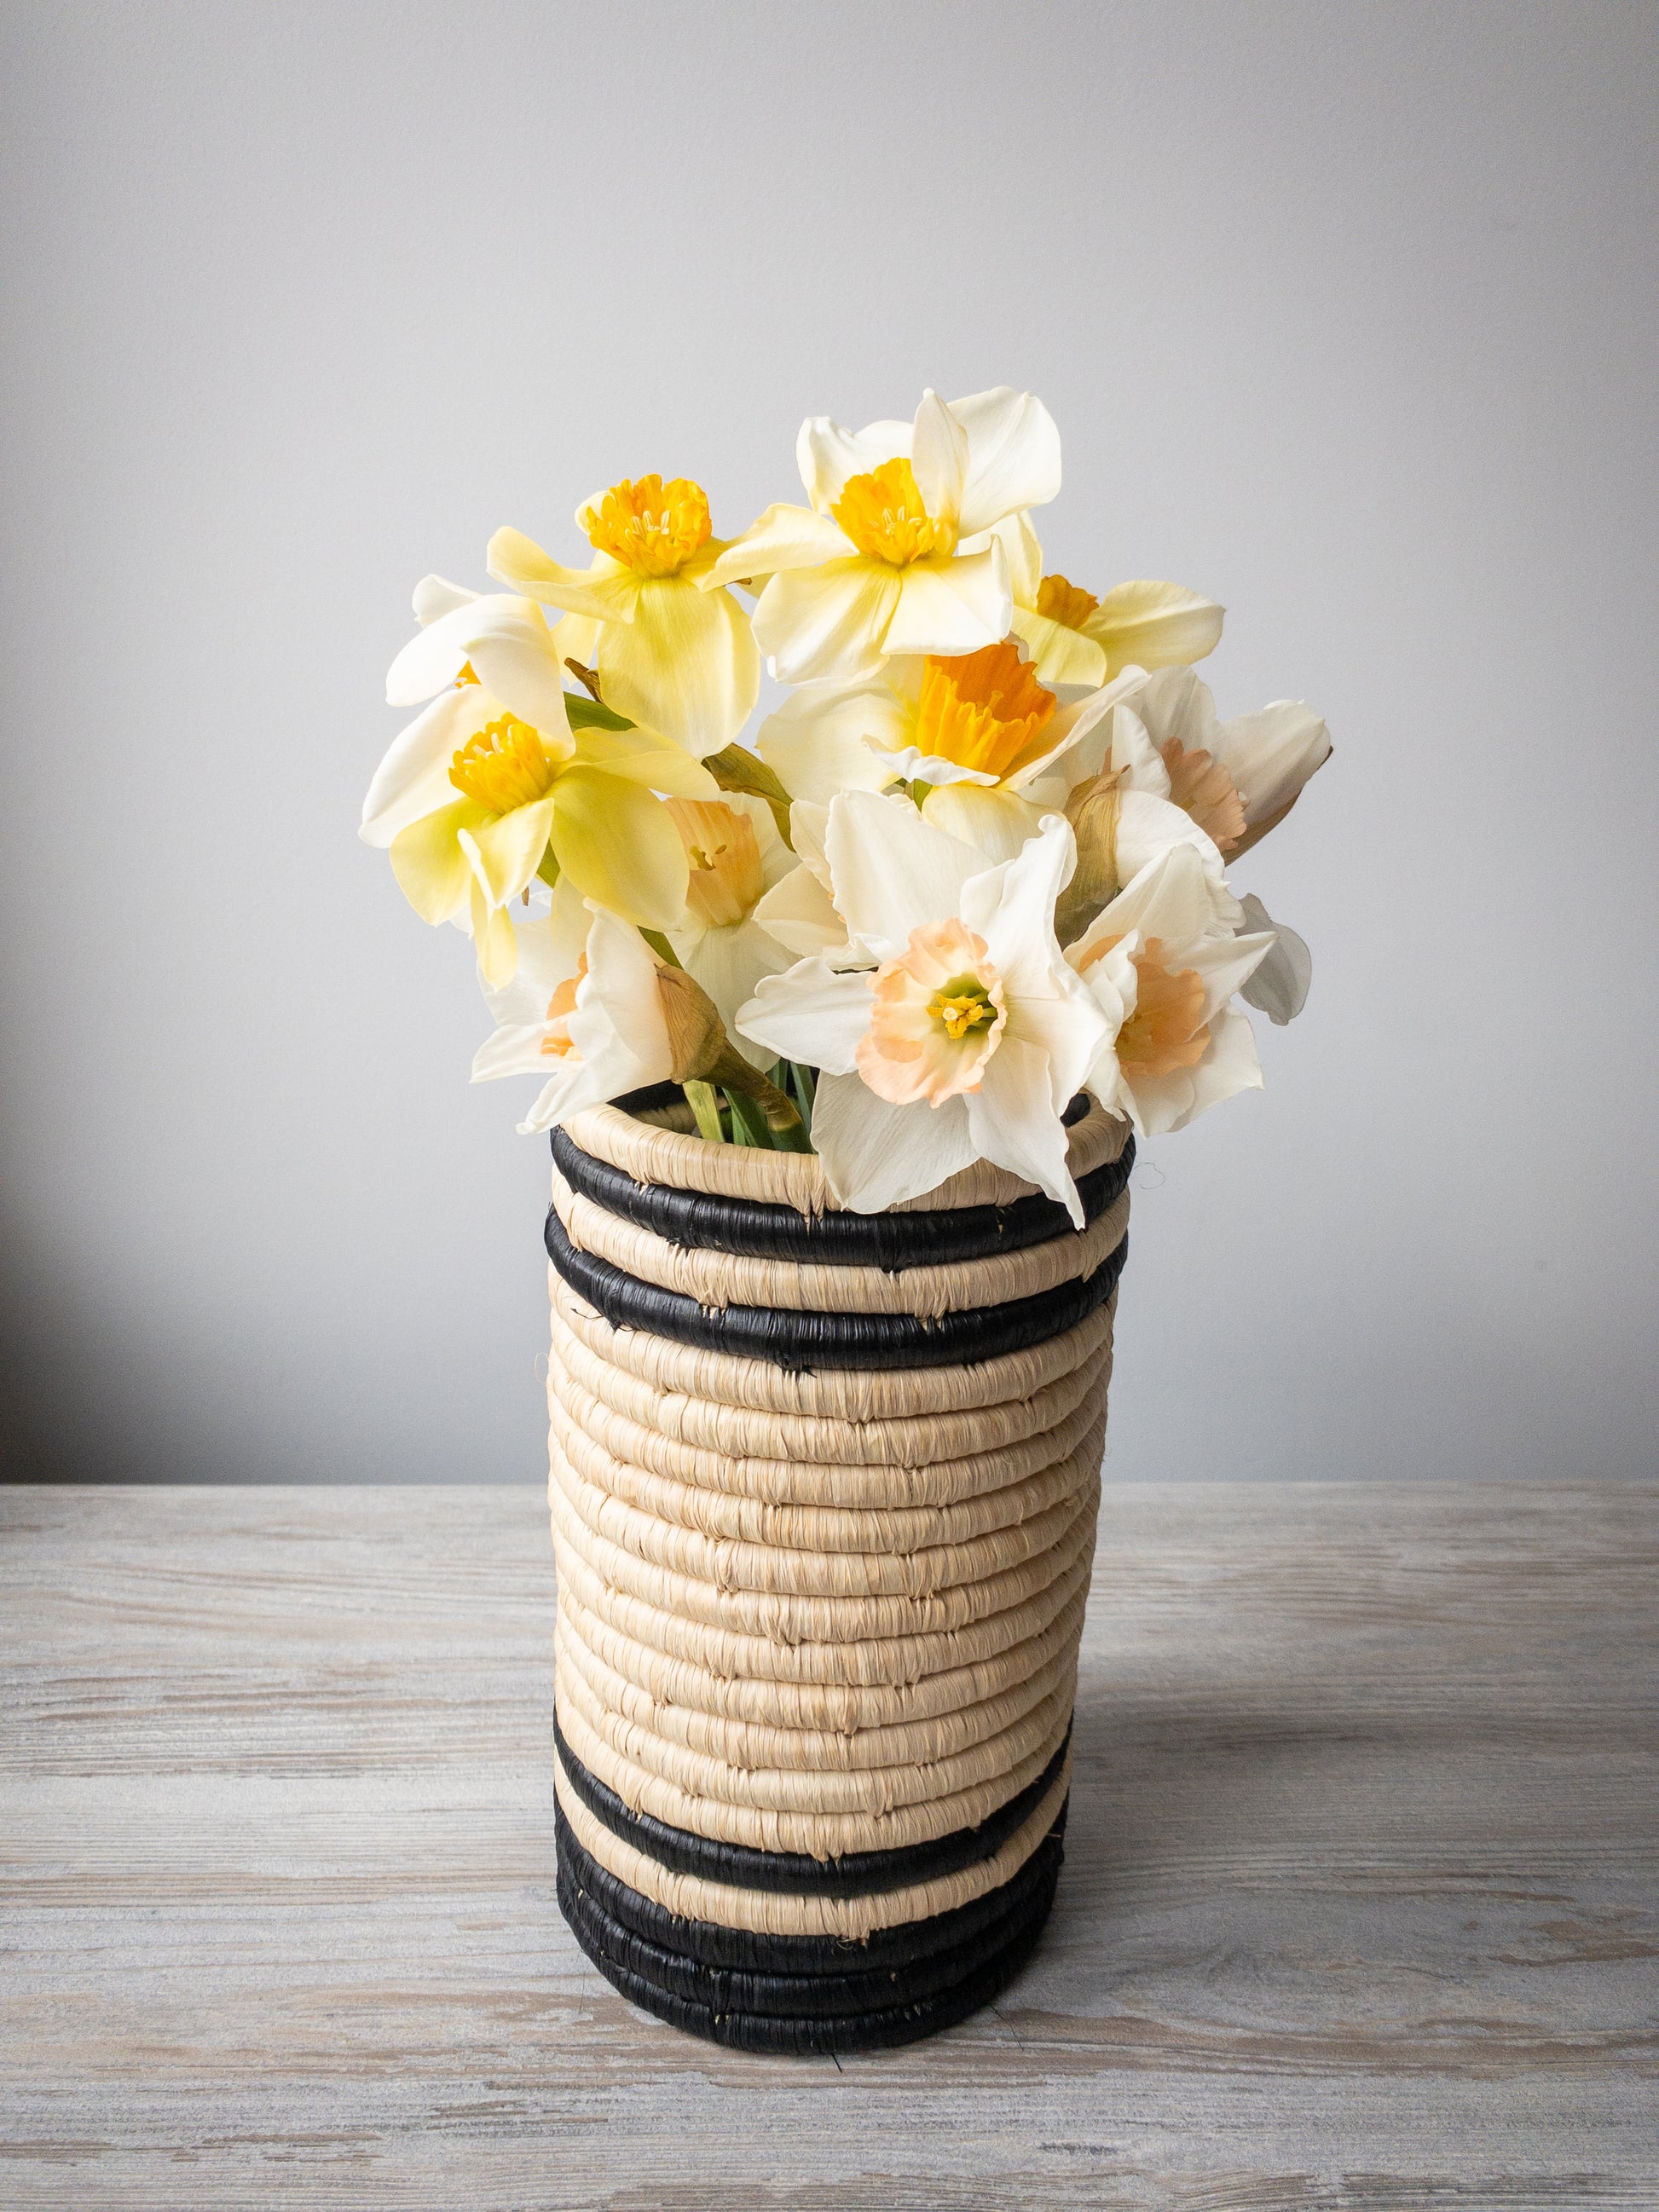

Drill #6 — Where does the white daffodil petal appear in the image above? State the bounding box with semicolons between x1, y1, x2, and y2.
1107;703;1174;796
466;793;558;908
824;789;984;950
1005;668;1150;797
360;685;495;847
1077;840;1228;959
752;862;848;956
1184;930;1278;1025
482;885;586;1027
678;921;797;1066
753;560;904;684
811;1073;978;1213
486;528;640;624
413;575;477;626
796;418;912;513
881;749;1000;790
962;816;1076;986
757;683;901;809
458;600;575;740
568;910;676;1076
385;596;502;704
702;505;853;592
919;783;1043;867
1237;892;1313;1025
736;956;873;1075
949;388;1062;536
389;798;487;923
966;1034;1080;1223
1087;581;1225;681
1211;701;1332;835
880;546;1009;659
471;1019;559;1083
595;573;760;756
1185;1004;1264;1123
470;880;519;990
549;770;690;930
1130;666;1223;754
909;389;969;526
1114;790;1240;924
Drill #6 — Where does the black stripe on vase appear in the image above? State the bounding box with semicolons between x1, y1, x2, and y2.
552;1125;1134;1272
557;1847;1061;2055
553;1797;1068;1976
553;1709;1072;1898
557;1829;1062;2024
613;1083;1097;1132
544;1206;1129;1373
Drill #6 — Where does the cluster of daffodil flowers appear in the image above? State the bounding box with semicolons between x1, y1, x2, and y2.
363;386;1330;1219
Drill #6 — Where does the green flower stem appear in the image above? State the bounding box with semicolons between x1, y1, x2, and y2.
683;1080;725;1144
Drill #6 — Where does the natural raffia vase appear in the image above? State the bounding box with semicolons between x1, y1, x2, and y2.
543;1083;1132;2053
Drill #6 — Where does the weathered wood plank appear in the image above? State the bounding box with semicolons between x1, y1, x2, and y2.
2;1482;1655;2209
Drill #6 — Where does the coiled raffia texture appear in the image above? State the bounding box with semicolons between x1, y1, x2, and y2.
545;1094;1130;2051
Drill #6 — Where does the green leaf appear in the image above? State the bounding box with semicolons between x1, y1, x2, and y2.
725;1089;776;1148
683;1080;725;1144
564;691;635;732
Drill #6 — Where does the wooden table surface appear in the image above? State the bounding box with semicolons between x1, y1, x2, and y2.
3;1482;1655;2210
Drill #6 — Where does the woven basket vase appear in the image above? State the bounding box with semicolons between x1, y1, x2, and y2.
544;1083;1132;2054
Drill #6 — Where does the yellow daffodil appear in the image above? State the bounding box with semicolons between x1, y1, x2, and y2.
485;475;760;757
362;580;715;985
701;389;1061;684
662;794;800;1066
989;511;1225;692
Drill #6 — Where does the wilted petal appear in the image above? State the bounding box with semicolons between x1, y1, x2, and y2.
1237;892;1313;1024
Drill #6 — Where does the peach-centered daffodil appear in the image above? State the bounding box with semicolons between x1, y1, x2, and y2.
361;580;715;985
700;388;1061;684
993;511;1227;694
737;794;1107;1219
485;474;760;758
1067;843;1275;1135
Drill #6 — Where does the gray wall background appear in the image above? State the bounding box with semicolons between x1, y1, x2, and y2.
3;1;1655;1486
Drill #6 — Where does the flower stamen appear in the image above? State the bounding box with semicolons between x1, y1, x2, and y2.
581;475;713;576
448;714;562;813
857;919;1007;1106
832;458;955;566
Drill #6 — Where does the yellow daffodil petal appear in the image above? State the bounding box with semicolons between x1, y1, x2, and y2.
469;877;519;990
881;546;1010;659
486;528;639;624
1085;581;1225;681
455;600;575;740
1010;605;1109;691
595;573;760;756
752;558;905;684
701;505;852;593
462;793;558;908
570;726;718;799
549;769;690;930
389;797;489;923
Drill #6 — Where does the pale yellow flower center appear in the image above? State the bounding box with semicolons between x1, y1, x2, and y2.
540;957;586;1060
832;458;956;566
581;475;713;576
448;714;563;813
1033;573;1101;631
1078;933;1210;1076
857;918;1007;1107
666;799;765;927
911;640;1057;781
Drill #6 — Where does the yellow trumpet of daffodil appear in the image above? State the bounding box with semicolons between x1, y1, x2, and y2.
991;511;1226;692
484;475;760;758
361;580;716;986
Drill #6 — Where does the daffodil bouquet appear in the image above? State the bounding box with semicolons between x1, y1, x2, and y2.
362;386;1328;1221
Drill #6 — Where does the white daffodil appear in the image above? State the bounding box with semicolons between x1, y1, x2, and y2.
1120;666;1331;858
1067;844;1275;1136
992;511;1226;693
471;894;676;1135
362;580;716;985
1235;892;1313;1025
700;388;1061;684
662;793;799;1065
485;475;760;757
737;794;1107;1220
